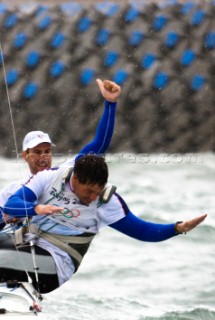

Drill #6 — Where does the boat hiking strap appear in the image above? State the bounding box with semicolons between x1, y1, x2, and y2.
29;224;95;269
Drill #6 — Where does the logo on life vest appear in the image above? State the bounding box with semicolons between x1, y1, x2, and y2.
61;208;80;218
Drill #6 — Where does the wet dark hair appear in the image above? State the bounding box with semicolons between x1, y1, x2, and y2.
73;154;108;187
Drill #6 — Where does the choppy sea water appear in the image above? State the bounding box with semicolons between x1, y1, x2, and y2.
0;153;215;320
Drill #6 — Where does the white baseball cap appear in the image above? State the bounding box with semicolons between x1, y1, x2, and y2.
22;131;55;151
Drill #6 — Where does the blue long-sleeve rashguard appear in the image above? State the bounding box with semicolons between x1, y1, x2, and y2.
3;187;178;242
109;194;177;242
75;100;116;161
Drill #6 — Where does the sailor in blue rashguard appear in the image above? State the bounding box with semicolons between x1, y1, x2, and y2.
0;79;121;229
3;155;207;293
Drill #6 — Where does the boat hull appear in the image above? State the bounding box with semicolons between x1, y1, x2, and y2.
0;281;43;318
0;233;59;293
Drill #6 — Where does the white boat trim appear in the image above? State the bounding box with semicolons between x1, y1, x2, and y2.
0;281;42;318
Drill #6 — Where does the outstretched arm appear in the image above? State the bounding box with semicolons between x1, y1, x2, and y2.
109;194;207;242
110;211;207;242
75;79;121;161
110;211;178;242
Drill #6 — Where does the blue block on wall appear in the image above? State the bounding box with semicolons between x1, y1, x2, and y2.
153;72;169;89
190;74;206;91
180;2;196;15
129;30;144;47
103;51;119;68
6;69;19;86
13;32;28;49
25;51;41;69
95;2;120;17
35;5;49;17
23;82;38;99
152;15;168;31
190;10;206;26
164;31;180;48
50;60;66;78
50;32;66;49
204;32;215;49
124;7;139;23
0;3;7;16
59;2;82;17
4;13;18;29
38;15;52;30
80;68;95;86
180;49;196;67
77;16;92;33
113;70;128;85
141;53;157;69
96;29;110;46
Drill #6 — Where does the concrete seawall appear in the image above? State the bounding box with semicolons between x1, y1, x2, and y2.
0;0;214;157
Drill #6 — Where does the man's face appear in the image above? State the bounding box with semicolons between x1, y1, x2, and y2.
22;142;52;174
71;175;104;206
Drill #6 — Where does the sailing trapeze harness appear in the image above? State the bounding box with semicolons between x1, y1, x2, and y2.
15;166;116;272
29;224;94;272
